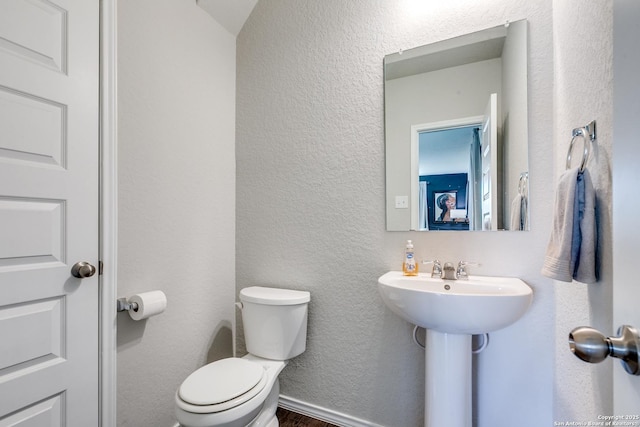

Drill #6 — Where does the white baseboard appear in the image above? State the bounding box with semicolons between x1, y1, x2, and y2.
278;395;385;427
175;395;384;427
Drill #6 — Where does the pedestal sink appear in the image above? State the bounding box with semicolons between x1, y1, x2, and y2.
378;271;533;427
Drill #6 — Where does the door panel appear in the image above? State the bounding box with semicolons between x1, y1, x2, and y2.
0;393;64;427
0;297;64;370
0;0;99;425
0;0;67;73
0;198;65;266
0;87;66;167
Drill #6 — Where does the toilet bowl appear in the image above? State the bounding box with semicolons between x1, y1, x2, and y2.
175;355;285;427
175;287;310;427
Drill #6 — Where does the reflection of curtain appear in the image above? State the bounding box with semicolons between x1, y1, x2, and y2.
468;129;482;230
419;181;428;230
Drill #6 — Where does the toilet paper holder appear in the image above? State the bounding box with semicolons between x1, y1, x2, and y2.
116;298;139;313
116;291;167;320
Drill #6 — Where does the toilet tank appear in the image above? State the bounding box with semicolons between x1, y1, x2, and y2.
239;286;310;360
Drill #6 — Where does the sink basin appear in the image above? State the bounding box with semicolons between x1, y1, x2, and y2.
378;271;533;334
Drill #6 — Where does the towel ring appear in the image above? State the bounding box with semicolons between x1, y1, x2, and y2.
566;128;590;172
518;172;528;196
566;120;596;172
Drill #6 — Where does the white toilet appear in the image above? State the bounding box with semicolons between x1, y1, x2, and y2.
175;286;310;427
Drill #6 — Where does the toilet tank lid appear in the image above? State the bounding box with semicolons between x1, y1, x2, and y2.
240;286;310;305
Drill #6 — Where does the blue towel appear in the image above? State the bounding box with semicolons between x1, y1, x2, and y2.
574;170;597;283
541;168;597;283
570;172;584;274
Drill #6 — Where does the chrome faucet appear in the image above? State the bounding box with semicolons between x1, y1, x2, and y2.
442;262;457;280
422;260;442;278
456;261;480;279
423;260;480;280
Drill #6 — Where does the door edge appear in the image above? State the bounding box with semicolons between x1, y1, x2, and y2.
99;0;118;425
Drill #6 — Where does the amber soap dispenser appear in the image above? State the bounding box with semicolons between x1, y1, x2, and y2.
402;240;418;276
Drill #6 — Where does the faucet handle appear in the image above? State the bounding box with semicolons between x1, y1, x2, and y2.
457;261;480;279
422;259;442;278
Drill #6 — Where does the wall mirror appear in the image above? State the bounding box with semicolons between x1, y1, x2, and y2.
385;20;529;231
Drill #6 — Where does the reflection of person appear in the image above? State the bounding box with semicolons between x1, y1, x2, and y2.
437;193;456;221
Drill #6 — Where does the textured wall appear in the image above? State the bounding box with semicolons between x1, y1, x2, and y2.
117;1;236;426
237;1;556;426
552;0;614;421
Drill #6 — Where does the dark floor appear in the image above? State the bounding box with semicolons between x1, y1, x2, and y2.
276;407;339;427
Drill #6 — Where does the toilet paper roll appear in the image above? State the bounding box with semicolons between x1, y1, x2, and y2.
128;291;167;321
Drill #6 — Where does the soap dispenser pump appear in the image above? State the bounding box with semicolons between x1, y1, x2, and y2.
403;240;418;276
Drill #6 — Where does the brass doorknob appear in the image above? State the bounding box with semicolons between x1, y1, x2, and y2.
71;261;96;278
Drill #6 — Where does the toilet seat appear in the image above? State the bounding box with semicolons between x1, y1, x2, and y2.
177;358;267;414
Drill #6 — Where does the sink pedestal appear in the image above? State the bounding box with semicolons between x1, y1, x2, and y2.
425;330;472;427
377;271;533;426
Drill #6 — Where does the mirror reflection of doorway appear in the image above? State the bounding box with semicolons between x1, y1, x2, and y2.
412;93;499;231
417;126;481;230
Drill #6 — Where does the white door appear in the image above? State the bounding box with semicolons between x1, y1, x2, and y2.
481;93;498;230
613;0;640;412
0;0;100;425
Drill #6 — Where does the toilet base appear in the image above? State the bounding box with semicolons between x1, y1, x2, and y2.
248;379;279;427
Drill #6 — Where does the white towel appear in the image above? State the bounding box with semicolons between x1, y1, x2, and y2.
541;168;597;283
510;194;523;230
510;193;528;231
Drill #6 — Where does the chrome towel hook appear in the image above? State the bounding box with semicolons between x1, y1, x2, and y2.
566;120;596;172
